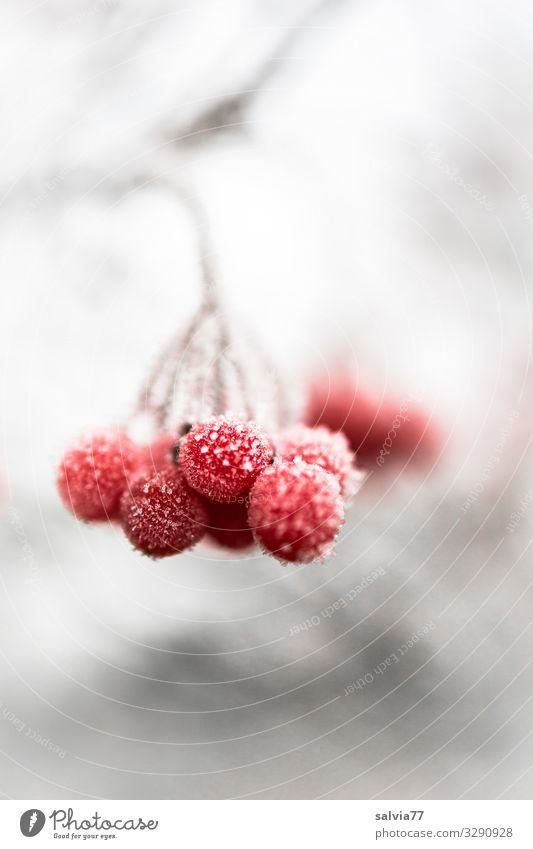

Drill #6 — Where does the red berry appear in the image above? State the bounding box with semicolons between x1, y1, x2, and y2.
278;424;359;497
306;374;438;469
179;416;273;503
57;432;140;521
248;461;344;564
205;499;255;551
120;467;207;558
140;431;177;474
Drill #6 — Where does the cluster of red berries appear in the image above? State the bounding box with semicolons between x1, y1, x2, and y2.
57;417;363;564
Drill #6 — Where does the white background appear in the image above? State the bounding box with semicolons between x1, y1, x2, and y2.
0;0;533;800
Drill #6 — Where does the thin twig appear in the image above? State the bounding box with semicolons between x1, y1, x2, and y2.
171;0;344;144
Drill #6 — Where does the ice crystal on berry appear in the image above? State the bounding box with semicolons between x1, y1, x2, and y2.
120;467;207;558
179;415;273;503
57;432;140;521
278;424;361;497
248;460;344;564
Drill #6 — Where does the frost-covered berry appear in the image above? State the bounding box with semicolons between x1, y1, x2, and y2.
248;461;344;564
179;416;273;503
140;431;178;474
278;424;358;497
205;499;255;551
57;432;140;521
120;467;207;558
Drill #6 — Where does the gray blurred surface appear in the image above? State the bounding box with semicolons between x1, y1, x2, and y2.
1;0;533;799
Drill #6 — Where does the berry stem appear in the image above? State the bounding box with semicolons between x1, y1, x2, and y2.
129;182;291;433
177;187;219;309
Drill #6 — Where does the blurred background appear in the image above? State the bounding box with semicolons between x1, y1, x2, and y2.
1;0;533;799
